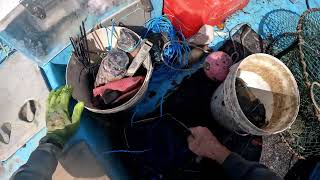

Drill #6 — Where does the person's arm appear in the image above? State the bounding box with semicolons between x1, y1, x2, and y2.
222;152;281;180
10;137;62;180
187;126;282;180
11;85;84;180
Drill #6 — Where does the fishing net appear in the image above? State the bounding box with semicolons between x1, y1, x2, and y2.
267;8;320;158
259;9;300;39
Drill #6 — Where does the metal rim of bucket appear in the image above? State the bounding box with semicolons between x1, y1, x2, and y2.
225;53;300;135
66;27;153;114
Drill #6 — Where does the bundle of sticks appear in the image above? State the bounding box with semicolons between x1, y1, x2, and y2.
70;21;98;79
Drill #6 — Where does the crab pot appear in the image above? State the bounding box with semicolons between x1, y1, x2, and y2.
66;27;153;114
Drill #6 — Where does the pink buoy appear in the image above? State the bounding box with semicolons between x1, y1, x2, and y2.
203;51;232;81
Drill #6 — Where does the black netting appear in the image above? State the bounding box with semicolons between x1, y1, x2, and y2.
268;8;320;158
259;9;300;39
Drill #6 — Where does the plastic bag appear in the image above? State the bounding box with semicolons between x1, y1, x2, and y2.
94;49;129;87
163;0;249;38
117;29;137;52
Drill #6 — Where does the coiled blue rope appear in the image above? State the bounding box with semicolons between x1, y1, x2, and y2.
144;15;191;69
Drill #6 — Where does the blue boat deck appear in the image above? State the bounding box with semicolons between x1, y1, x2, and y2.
1;0;320;179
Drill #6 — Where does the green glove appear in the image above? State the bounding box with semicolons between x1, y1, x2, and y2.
45;85;84;147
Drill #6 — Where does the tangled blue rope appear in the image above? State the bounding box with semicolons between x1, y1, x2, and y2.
144;15;177;40
105;16;191;69
144;15;191;69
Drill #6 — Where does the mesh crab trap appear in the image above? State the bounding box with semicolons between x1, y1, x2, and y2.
267;8;320;158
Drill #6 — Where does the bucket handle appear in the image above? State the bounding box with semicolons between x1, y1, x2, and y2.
230;111;249;136
233;125;250;136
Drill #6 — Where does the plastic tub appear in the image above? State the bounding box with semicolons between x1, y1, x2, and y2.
211;53;300;136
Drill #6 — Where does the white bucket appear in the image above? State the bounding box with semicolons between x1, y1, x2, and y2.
66;27;153;114
211;53;300;136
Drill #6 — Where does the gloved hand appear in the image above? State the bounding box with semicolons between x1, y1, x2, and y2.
187;126;231;164
46;85;84;147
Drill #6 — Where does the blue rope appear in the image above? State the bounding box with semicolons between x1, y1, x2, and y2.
144;16;175;38
105;20;142;52
144;15;191;69
151;94;165;129
160;95;164;117
130;111;137;128
105;16;191;68
103;149;151;155
107;19;116;51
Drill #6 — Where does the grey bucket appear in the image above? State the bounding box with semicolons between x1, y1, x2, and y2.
66;27;153;114
211;53;300;136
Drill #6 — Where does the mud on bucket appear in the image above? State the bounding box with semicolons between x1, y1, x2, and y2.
211;53;300;136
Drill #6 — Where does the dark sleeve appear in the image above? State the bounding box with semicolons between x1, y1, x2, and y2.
222;153;282;180
11;137;62;180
